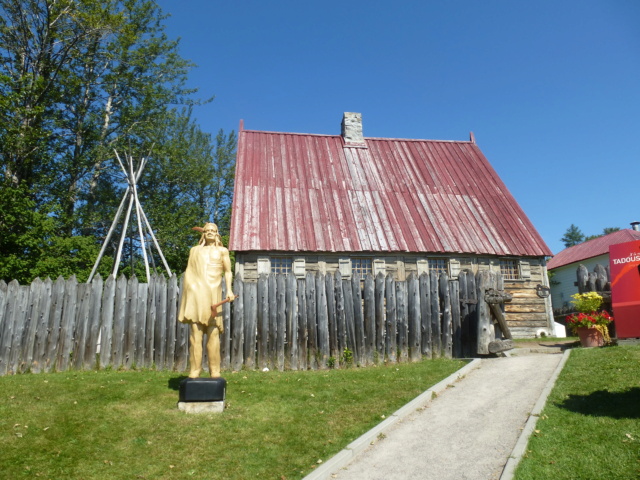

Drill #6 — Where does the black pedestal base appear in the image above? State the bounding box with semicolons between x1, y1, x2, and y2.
179;377;226;402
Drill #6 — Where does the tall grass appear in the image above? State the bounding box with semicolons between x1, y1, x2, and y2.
1;359;464;480
515;345;640;480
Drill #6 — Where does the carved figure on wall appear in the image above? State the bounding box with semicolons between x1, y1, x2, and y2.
178;223;235;378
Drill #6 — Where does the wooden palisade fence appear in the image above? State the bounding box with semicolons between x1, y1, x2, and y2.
553;264;611;323
0;269;506;376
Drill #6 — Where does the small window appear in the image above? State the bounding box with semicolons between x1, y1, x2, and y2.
428;258;448;275
271;257;292;274
500;259;520;280
352;258;373;276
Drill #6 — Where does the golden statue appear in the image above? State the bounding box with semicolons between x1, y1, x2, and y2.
178;223;235;378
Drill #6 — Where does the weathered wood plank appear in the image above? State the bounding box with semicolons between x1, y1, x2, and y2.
122;276;138;369
489;303;512;340
231;273;245;371
505;315;549;324
0;281;21;375
286;273;298;370
374;272;385;363
488;339;514;354
594;263;608;291
325;273;338;364
450;278;461;358
144;276;157;368
407;273;421;362
0;280;7;326
22;278;44;373
476;270;495;355
385;274;397;363
36;278;55;373
45;277;65;372
363;273;375;365
71;282;91;370
112;275;127;368
316;272;329;369
10;285;31;374
334;271;346;364
396;280;408;362
58;276;78;372
167;274;180;371
577;264;588;293
504;304;546;313
153;275;167;370
306;272;318;369
439;273;452;359
297;278;308;370
0;280;8;368
268;274;278;368
342;275;355;364
458;270;469;357
276;273;286;371
429;271;441;358
502;287;548;297
351;273;365;366
243;280;258;369
257;274;269;369
221;282;232;369
419;273;432;358
84;275;103;369
100;275;116;368
462;269;477;357
134;280;148;368
175;319;190;373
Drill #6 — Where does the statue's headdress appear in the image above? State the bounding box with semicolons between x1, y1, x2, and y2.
192;223;222;246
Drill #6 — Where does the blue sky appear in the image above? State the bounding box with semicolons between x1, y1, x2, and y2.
155;0;640;256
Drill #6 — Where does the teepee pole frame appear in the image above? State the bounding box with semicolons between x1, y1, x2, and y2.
87;150;172;282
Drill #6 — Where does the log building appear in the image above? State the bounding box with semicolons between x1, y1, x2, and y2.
229;113;554;337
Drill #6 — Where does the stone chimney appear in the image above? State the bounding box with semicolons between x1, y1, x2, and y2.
631;222;640;231
341;112;365;146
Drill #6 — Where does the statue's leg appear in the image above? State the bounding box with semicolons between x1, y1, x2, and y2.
206;324;221;378
188;323;204;378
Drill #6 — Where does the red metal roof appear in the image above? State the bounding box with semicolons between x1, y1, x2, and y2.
229;126;551;257
547;229;640;269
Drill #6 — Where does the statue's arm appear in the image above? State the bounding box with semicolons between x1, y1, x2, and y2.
222;247;235;301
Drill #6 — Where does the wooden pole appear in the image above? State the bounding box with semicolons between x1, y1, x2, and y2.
128;153;150;281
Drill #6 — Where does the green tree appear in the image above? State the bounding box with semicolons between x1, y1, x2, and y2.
0;1;234;282
584;227;621;242
561;224;585;248
209;129;237;234
0;179;111;283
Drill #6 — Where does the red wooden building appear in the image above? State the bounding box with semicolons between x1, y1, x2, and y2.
229;113;553;337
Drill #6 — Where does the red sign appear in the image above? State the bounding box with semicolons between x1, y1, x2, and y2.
609;240;640;339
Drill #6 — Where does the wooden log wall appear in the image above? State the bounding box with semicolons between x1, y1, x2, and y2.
0;275;189;375
229;270;477;371
0;269;507;376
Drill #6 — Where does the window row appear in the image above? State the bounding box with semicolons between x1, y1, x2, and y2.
258;257;531;280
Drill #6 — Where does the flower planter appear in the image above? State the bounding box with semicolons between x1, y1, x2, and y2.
577;327;604;348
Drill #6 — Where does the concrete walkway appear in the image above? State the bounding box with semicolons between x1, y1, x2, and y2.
304;350;569;480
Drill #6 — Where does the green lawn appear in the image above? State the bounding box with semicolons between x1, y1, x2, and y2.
0;359;464;480
514;344;640;480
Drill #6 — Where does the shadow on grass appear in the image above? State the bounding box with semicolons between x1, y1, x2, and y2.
167;375;189;391
558;387;640;419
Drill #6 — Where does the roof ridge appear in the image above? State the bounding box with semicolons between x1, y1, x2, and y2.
241;129;474;144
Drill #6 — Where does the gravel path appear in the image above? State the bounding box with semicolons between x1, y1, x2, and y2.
319;353;564;480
